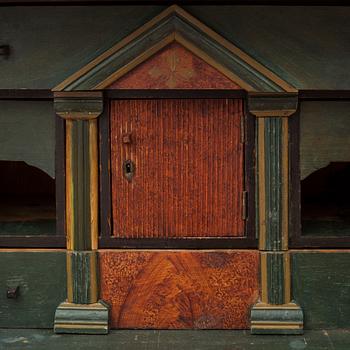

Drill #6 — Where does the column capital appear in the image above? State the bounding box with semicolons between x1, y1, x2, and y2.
54;91;103;120
248;92;298;117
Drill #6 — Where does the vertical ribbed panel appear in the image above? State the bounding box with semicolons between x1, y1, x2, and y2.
110;99;244;238
265;118;282;250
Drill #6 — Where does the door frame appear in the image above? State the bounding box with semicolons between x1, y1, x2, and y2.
98;89;257;249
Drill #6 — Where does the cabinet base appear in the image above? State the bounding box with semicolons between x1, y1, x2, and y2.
54;301;109;334
251;303;303;335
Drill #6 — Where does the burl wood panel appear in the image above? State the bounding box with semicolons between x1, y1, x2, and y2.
108;43;241;89
99;250;259;329
110;99;244;238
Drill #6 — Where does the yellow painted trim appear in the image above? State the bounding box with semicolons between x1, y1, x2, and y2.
173;6;297;93
253;110;297;117
66;253;73;303
253;302;300;309
56;111;101;121
58;302;107;309
53;5;296;92
251;324;302;329
55;324;107;329
89;251;98;303
53;6;178;91
258;119;266;250
260;253;268;304
283;252;291;303
65;120;73;250
89;120;99;250
175;33;254;91
95;32;255;91
93;34;175;89
281;118;289;251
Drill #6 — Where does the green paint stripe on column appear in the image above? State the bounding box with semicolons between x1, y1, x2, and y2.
267;252;285;305
71;120;92;251
69;251;98;304
264;118;282;251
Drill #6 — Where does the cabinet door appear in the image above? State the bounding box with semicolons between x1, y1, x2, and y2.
110;99;244;238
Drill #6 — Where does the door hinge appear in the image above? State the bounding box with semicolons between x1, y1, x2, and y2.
242;191;248;220
240;115;245;144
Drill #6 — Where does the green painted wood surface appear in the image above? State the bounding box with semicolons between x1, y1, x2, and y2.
1;329;349;350
70;120;92;251
267;252;285;305
0;220;56;235
0;251;66;328
0;101;55;178
292;252;350;329
187;6;350;90
300;101;350;180
68;251;98;304
264;118;282;251
0;6;165;89
68;12;282;92
0;6;350;89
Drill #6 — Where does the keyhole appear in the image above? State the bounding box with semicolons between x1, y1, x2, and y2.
123;160;135;181
125;162;132;174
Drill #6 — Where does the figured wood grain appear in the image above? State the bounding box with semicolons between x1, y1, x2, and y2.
99;250;259;329
108;43;241;90
110;99;244;238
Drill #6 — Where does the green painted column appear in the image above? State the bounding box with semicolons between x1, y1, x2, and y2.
53;92;109;334
249;93;303;335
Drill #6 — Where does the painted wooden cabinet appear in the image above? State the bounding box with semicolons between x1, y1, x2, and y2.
1;2;350;337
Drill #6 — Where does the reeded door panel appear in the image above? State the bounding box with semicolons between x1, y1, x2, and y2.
110;99;244;238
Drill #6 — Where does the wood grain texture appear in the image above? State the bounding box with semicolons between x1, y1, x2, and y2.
110;99;244;238
99;250;259;329
108;43;241;90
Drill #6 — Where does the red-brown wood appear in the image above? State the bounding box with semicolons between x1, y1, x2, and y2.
99;250;259;329
108;43;241;90
110;99;244;238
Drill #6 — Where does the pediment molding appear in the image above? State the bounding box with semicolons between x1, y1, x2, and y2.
53;5;296;93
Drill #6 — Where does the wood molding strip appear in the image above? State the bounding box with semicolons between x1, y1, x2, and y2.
53;5;295;92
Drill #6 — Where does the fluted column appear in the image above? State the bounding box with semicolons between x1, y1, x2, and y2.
249;93;303;334
53;92;109;334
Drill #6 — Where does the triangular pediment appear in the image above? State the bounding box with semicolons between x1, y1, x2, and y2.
53;5;296;93
108;42;241;90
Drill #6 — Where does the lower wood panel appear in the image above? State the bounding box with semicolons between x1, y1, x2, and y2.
99;250;259;329
292;250;350;329
0;250;66;328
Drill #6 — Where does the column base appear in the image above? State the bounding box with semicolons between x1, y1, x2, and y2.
54;300;110;334
250;302;303;335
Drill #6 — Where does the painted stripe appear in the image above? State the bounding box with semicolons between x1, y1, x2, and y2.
251;324;302;329
94;34;175;89
283;252;291;303
258;118;266;250
66;253;73;303
260;253;268;304
55;324;108;329
89;119;99;250
65;120;73;251
281;117;289;251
